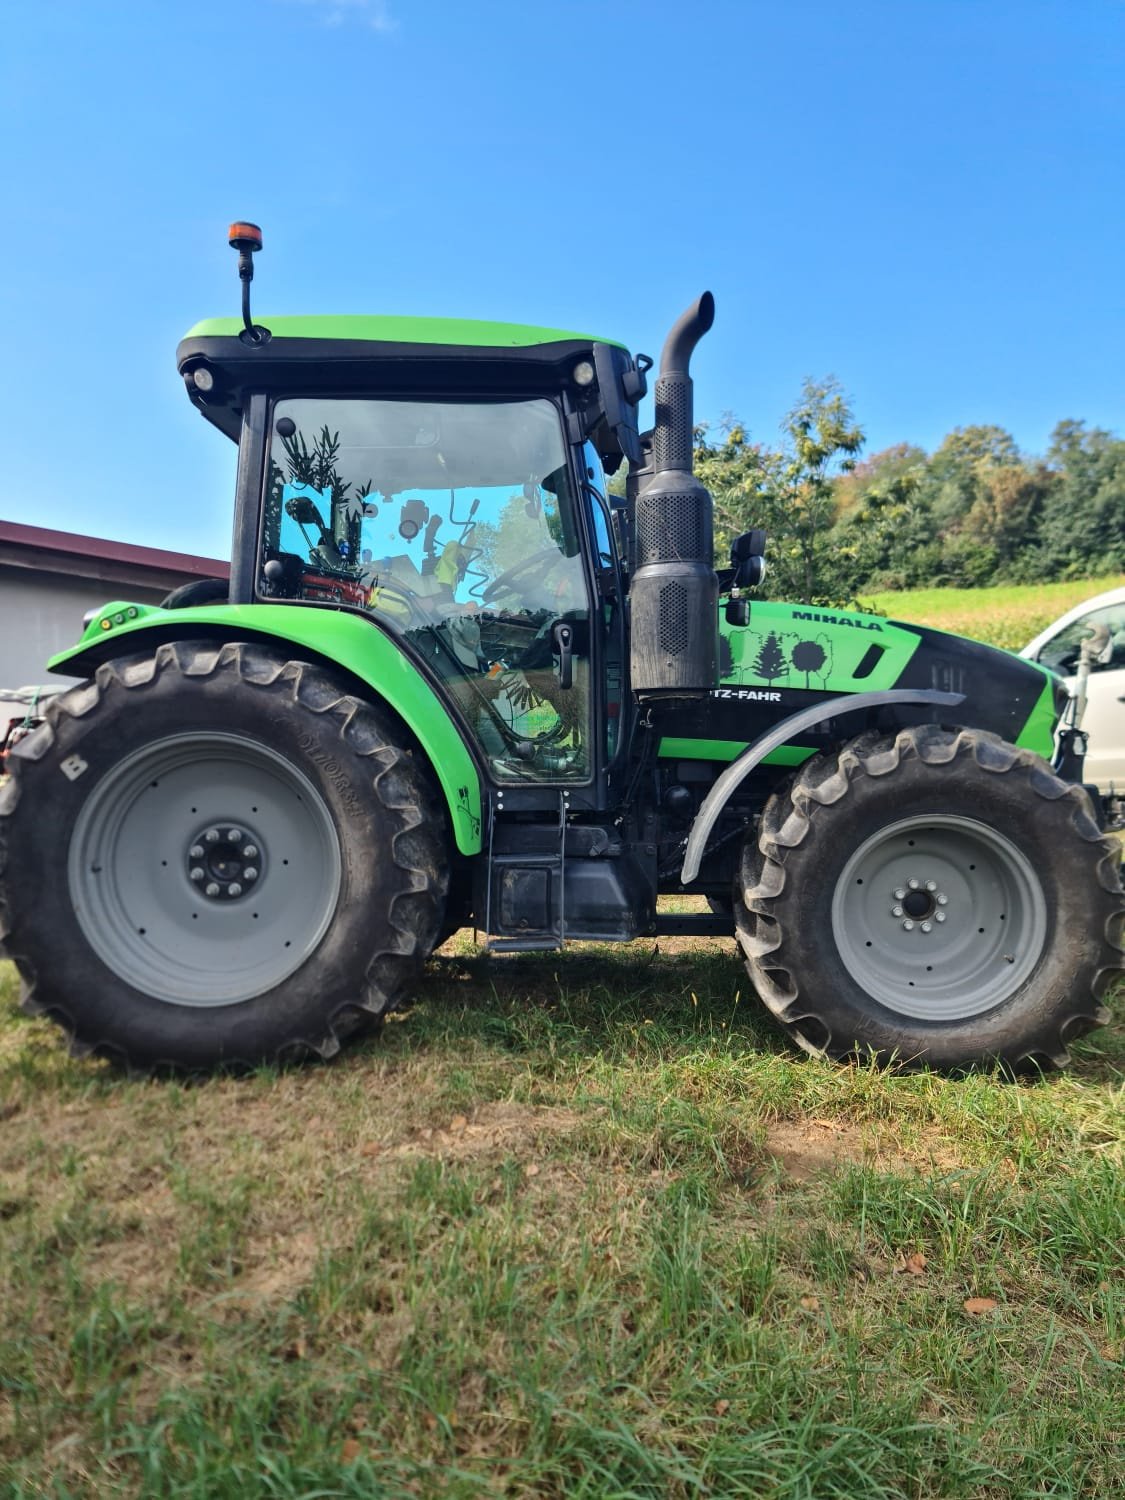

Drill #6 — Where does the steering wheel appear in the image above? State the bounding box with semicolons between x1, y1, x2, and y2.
481;546;562;603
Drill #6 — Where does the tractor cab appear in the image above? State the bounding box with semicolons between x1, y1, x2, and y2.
175;311;648;802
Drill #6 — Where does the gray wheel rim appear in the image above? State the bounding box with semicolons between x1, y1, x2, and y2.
68;732;342;1006
830;814;1048;1021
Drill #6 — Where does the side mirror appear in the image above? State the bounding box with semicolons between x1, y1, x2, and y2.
591;344;651;466
285;495;327;529
730;528;767;590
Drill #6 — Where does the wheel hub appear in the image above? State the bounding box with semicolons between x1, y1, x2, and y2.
890;878;949;931
186;824;263;901
830;814;1048;1022
69;731;342;1007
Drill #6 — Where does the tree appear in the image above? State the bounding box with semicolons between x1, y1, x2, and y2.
1040;421;1125;577
781;378;865;602
919;424;1022;533
791;638;829;687
753;632;788;683
694;419;784;564
694;379;863;604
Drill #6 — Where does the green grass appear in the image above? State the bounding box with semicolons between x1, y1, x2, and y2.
1;943;1122;1499
3;575;1123;1496
864;575;1125;651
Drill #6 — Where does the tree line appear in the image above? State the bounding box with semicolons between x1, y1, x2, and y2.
687;381;1124;604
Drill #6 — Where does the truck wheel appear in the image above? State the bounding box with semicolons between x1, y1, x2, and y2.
0;641;447;1071
735;725;1123;1071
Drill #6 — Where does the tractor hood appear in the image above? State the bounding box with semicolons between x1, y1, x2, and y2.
653;599;1065;765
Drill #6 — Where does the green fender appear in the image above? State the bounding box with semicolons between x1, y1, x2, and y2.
49;602;484;855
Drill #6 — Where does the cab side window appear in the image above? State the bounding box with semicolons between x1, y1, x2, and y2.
582;443;614;568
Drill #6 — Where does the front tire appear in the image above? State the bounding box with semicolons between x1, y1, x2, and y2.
0;641;448;1070
736;725;1123;1071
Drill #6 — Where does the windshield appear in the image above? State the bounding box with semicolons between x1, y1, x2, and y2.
262;397;593;782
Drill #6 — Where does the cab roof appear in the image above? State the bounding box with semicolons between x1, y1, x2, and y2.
182;314;621;348
177;314;626;442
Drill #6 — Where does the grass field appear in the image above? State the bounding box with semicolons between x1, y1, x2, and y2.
1;580;1123;1498
864;575;1125;651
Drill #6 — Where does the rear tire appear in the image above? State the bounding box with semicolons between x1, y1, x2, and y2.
735;725;1123;1071
160;578;229;610
0;641;448;1070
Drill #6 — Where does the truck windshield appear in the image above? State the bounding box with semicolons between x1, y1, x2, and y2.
261;396;593;782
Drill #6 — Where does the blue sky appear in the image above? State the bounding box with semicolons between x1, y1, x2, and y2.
1;0;1121;560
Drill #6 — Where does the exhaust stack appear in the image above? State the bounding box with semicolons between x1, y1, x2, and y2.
629;293;719;699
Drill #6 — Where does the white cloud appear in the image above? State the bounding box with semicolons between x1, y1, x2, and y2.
274;0;397;33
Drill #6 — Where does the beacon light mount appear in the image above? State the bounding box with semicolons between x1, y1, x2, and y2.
228;221;270;345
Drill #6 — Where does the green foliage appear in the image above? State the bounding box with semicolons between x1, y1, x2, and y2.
697;377;863;604
703;388;1125;597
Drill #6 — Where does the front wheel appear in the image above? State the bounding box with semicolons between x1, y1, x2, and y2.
736;725;1123;1071
0;641;448;1070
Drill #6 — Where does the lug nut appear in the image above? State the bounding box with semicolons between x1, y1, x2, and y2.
893;887;906;900
892;904;904;917
925;880;937;892
935;911;946;923
228;883;243;898
908;878;920;890
244;867;258;881
190;844;204;860
204;828;221;844
205;882;220;897
902;919;915;931
190;866;205;882
936;894;948;906
243;844;259;860
227;828;243;843
921;921;933;933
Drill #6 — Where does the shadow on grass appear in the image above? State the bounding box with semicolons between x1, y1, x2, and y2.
2;937;1121;1094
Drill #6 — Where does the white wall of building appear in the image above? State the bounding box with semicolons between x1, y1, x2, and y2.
0;571;166;722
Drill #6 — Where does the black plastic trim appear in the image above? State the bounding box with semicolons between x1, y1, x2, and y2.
229;395;268;604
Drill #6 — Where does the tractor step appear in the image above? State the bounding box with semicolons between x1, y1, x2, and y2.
478;795;652;950
485;936;564;954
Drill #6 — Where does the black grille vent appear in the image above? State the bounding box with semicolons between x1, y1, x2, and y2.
636;492;703;562
653;377;693;470
658;581;689;654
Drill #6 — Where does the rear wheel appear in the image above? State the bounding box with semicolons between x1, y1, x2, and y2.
0;641;447;1070
735;725;1123;1070
160;578;229;609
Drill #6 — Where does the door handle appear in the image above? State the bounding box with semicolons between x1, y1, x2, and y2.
552;622;574;690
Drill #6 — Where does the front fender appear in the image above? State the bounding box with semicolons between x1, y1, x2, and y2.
679;688;964;883
49;602;483;855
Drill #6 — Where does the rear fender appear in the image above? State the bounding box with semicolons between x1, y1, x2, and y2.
680;688;964;883
49;602;484;855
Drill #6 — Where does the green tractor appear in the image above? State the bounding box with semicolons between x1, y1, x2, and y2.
1;224;1120;1072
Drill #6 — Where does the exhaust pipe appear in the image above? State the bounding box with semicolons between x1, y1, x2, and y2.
630;293;719;699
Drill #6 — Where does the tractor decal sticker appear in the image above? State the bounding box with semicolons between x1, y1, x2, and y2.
728;628;836;692
792;609;883;632
710;688;784;702
457;784;482;842
717;599;918;693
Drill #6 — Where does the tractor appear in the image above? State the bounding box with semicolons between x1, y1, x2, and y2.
1;223;1120;1072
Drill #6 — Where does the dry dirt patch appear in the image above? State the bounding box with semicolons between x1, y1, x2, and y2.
382;1101;585;1162
765;1118;962;1181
